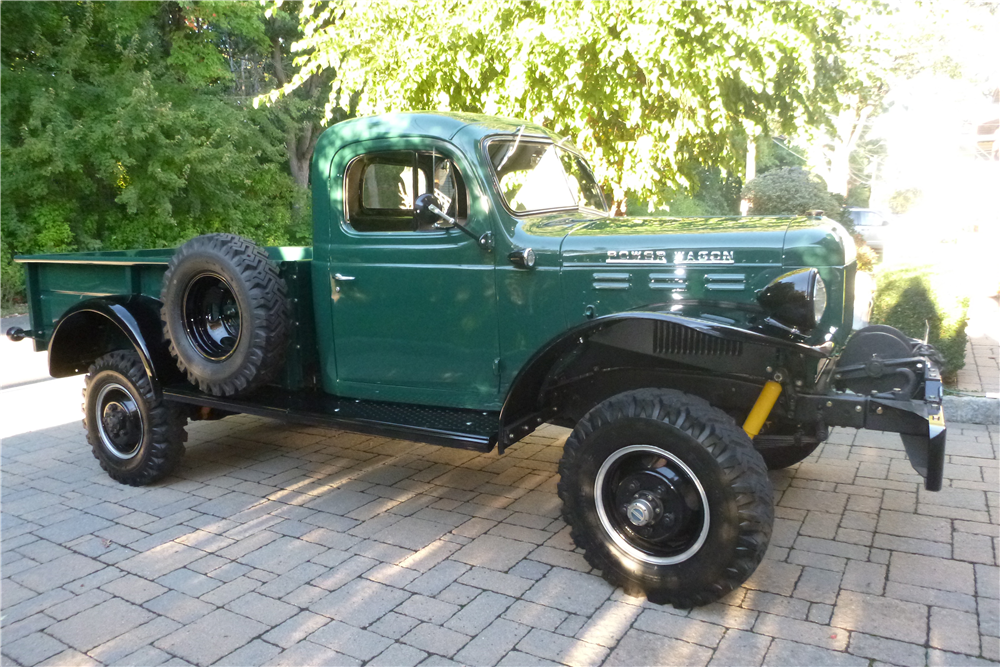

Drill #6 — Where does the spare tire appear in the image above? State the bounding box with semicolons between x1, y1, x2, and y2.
161;233;288;396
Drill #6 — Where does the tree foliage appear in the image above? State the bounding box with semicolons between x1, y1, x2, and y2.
755;136;810;176
1;2;315;306
628;167;742;217
268;0;852;212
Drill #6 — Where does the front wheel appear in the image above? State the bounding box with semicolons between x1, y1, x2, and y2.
84;351;187;486
557;388;773;608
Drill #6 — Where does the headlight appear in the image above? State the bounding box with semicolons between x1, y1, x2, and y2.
813;273;827;324
757;268;827;333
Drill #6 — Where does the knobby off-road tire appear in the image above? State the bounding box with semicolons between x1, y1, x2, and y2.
558;388;774;608
83;350;187;486
161;233;288;396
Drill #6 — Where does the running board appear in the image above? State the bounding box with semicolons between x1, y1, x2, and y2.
163;385;499;452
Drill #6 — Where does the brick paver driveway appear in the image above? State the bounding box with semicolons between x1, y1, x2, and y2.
2;375;998;666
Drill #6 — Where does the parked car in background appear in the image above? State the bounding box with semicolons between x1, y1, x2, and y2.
847;207;891;253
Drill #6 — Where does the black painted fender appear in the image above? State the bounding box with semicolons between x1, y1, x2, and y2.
48;295;179;398
497;312;829;449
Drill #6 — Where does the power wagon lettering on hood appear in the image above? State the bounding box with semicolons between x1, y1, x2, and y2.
606;250;735;264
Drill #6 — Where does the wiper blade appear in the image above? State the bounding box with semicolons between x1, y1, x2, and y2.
495;125;525;172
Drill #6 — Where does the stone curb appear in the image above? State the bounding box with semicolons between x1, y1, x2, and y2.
943;395;999;425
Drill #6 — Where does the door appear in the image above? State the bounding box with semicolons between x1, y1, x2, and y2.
327;139;500;408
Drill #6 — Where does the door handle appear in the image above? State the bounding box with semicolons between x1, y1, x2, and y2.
331;273;356;297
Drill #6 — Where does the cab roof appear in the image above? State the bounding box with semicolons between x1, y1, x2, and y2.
318;111;558;146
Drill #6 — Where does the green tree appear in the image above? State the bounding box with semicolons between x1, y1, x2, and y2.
217;3;351;192
1;2;304;306
755;136;810;175
266;0;852;213
628;167;742;217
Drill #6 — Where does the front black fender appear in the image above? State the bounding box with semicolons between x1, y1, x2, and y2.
498;312;829;449
48;295;180;398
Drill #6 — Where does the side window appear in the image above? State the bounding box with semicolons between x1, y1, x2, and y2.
345;151;467;233
362;161;425;211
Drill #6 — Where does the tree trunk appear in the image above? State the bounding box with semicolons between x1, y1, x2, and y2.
286;119;322;189
272;38;317;189
818;100;874;196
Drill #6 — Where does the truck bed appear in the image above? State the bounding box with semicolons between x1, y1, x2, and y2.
15;246;318;390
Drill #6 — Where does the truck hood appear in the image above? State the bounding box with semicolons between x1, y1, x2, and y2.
554;214;854;344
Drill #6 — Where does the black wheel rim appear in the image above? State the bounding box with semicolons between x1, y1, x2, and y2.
594;444;710;564
182;272;241;361
96;383;144;460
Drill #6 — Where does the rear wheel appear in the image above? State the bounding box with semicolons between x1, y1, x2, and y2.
84;351;186;486
558;388;773;608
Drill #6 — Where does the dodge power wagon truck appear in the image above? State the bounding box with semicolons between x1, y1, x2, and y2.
9;112;946;608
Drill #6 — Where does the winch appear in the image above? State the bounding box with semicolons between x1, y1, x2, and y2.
831;325;942;398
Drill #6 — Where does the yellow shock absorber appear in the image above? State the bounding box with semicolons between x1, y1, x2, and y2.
743;381;783;438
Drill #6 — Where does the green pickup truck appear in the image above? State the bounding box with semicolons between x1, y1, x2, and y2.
9;112;946;608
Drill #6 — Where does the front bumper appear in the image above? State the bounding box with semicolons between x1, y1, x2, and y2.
796;360;946;491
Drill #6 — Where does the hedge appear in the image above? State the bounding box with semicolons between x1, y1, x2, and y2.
742;167;854;233
869;264;969;380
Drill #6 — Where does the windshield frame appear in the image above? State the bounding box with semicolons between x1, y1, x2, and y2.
481;135;609;218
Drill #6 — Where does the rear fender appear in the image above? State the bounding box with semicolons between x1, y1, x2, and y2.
498;312;828;449
48;296;180;397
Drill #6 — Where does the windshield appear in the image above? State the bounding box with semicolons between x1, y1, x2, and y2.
487;140;608;214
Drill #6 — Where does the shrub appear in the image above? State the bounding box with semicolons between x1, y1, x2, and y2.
1;250;26;311
855;243;878;273
869;264;969;380
742;167;853;233
664;194;710;217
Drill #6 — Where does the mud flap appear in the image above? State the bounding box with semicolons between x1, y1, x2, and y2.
900;405;946;492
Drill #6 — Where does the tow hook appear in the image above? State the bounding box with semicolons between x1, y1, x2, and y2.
5;327;36;342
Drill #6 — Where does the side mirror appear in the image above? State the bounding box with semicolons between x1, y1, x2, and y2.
414;193;454;228
414;192;490;248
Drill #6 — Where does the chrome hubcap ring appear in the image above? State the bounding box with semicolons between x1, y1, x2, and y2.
96;383;143;460
595;444;710;565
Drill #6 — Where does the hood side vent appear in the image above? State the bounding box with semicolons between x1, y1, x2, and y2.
593;272;631;290
705;273;746;291
653;321;743;357
649;273;687;290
